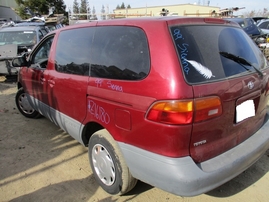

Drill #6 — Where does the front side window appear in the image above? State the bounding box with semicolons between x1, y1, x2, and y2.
170;25;267;84
32;35;54;67
90;26;150;80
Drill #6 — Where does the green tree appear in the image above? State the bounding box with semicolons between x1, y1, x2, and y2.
116;3;130;10
92;6;97;20
80;0;88;20
72;0;79;19
120;2;125;9
15;0;66;19
51;0;66;14
101;5;106;20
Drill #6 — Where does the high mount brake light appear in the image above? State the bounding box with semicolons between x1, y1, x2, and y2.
204;18;226;24
146;96;222;125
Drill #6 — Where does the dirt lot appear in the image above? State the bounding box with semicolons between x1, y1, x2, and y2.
0;81;269;202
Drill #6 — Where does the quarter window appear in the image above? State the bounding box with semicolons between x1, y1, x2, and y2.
90;26;150;80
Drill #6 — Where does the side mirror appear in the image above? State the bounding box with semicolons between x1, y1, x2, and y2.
12;54;28;67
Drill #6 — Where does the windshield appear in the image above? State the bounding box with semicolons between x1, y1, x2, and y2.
0;31;37;46
170;25;267;84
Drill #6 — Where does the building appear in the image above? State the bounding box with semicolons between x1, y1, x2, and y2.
110;4;220;19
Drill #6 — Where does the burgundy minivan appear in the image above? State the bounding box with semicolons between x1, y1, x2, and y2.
13;17;269;196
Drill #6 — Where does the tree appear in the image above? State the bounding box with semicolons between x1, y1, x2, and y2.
101;5;106;20
116;3;130;10
242;8;269;17
120;2;125;9
72;0;79;19
92;6;97;20
80;0;88;20
51;0;67;14
15;0;66;19
87;6;92;20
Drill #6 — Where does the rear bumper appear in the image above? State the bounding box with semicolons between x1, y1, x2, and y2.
118;112;269;197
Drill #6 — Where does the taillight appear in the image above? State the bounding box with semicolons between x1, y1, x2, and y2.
194;96;222;122
146;100;193;124
146;96;222;125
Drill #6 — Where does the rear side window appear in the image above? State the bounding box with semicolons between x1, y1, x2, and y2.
55;27;94;75
170;25;267;84
259;21;269;29
90;26;150;80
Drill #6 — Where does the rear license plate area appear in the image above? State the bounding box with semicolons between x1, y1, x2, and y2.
236;100;255;123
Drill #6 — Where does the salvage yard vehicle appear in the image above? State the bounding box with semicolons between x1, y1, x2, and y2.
0;26;46;76
224;17;263;36
257;19;269;34
12;17;269;197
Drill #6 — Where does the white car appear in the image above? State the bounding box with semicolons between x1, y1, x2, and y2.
0;26;46;76
257;19;269;34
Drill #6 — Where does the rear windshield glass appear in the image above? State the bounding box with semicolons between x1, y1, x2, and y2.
170;25;267;84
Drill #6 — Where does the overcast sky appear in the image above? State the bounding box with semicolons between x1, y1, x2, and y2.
63;0;268;15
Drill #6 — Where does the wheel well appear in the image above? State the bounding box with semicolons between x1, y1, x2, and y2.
17;82;22;90
81;122;104;146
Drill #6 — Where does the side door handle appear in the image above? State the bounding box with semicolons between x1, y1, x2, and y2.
40;77;46;84
48;79;55;87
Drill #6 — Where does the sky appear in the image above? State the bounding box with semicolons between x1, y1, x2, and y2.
63;0;268;16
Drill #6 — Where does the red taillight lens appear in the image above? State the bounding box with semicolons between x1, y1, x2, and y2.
146;97;222;125
194;96;222;122
146;101;193;124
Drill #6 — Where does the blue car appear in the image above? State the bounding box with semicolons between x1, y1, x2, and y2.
225;18;262;36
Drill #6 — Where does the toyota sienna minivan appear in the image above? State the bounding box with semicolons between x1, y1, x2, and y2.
12;17;269;196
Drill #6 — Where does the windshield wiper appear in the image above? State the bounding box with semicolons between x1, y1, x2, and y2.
219;51;264;78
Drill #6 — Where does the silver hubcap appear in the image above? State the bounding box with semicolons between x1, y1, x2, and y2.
18;93;35;114
92;144;115;186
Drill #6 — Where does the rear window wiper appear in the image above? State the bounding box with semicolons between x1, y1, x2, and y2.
219;51;264;78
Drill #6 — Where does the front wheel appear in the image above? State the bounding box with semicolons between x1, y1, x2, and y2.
88;129;137;195
15;87;41;118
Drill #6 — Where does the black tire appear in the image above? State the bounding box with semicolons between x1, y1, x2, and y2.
88;129;137;195
15;87;41;118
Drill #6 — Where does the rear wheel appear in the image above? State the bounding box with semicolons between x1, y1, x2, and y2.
88;129;137;195
15;87;41;118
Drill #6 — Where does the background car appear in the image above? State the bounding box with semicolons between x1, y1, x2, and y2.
252;17;268;24
257;19;269;34
0;26;46;77
225;17;263;36
14;21;50;35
